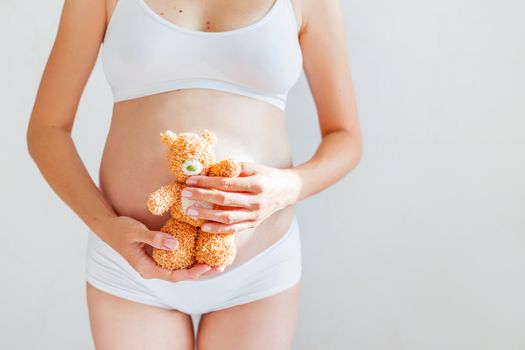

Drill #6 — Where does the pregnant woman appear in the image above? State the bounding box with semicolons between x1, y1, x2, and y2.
26;0;362;348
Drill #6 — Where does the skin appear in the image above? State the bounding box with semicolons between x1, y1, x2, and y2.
27;0;362;348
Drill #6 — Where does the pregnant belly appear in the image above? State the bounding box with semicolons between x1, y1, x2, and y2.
97;89;296;269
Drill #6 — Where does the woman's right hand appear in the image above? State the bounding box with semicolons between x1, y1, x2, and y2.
98;216;222;282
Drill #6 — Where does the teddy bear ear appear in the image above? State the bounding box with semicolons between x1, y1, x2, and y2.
202;129;217;145
160;130;177;146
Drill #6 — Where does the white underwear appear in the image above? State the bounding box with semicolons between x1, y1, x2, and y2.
85;215;302;316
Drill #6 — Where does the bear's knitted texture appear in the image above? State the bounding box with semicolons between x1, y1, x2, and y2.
147;129;241;270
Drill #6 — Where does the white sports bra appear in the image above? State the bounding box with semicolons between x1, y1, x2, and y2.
101;0;303;111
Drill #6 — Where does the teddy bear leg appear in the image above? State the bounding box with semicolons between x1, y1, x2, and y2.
194;230;236;267
152;218;198;270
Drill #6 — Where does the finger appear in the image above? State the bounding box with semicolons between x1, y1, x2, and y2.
132;251;179;281
181;187;255;208
201;220;257;234
185;175;258;193
136;230;179;251
186;206;257;224
167;263;213;281
239;161;260;176
199;266;226;277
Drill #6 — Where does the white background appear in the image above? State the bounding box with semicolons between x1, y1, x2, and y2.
2;0;525;349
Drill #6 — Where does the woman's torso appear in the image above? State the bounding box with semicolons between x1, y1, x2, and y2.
98;0;303;277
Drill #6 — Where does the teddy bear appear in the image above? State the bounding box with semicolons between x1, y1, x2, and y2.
146;129;241;270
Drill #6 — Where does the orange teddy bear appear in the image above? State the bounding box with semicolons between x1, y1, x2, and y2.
146;129;241;270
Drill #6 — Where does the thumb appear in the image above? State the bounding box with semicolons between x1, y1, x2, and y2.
139;230;179;251
239;162;260;176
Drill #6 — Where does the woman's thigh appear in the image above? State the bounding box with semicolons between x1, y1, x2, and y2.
196;282;301;350
86;281;194;350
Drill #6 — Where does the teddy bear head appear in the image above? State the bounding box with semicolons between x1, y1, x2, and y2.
160;129;218;182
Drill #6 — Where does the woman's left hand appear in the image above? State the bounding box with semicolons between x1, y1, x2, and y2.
182;162;301;234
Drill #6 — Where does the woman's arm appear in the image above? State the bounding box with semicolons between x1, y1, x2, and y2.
289;0;363;201
179;0;362;233
27;0;117;235
27;0;216;280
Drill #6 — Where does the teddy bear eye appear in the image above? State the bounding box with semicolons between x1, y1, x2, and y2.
181;159;203;176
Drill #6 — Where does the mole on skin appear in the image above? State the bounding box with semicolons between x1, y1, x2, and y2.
159;8;183;18
158;10;211;30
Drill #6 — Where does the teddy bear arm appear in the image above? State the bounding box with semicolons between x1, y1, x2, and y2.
147;183;178;215
207;159;241;177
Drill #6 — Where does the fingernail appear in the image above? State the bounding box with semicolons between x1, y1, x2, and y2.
202;224;212;232
187;208;199;217
181;189;192;198
164;238;178;250
186;177;197;185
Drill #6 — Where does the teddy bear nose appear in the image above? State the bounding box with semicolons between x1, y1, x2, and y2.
181;159;203;176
